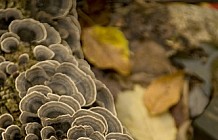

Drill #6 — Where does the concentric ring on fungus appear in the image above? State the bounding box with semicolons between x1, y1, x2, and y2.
9;18;47;43
33;45;55;61
37;101;75;119
0;113;14;129
34;0;73;19
56;62;96;106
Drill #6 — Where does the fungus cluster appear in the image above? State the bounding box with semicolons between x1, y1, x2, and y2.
0;0;133;139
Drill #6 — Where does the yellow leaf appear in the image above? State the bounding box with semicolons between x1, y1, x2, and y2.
116;85;177;140
82;25;130;76
144;71;184;115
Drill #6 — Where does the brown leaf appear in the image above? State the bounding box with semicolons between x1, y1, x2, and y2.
82;26;131;76
144;71;184;115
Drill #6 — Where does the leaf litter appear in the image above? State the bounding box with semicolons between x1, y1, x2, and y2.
79;2;218;140
116;85;177;140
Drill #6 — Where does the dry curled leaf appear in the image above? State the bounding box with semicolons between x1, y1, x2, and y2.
116;85;177;140
144;71;184;115
82;25;131;76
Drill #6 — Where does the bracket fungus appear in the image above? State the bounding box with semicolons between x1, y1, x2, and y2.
0;32;20;42
2;125;22;140
25;66;49;85
72;115;106;134
45;73;79;96
32;0;73;19
25;133;39;140
19;91;48;113
0;56;5;62
105;133;134;140
56;62;97;106
37;101;75;119
0;36;19;53
9;19;47;43
32;60;59;77
6;62;18;74
0;8;23;31
40;126;56;140
27;85;52;96
0;1;134;140
49;44;73;63
18;53;29;66
33;45;54;61
25;122;42;137
41;23;61;46
0;114;14;129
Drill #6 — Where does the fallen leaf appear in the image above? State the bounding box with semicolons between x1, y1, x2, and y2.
82;25;131;76
144;71;184;115
116;85;177;140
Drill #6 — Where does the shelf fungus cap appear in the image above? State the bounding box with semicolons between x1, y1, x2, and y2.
58;95;81;111
25;122;42;137
77;59;95;78
89;131;105;140
56;62;97;106
49;44;72;63
27;85;52;96
35;0;73;19
25;66;50;86
75;75;97;106
77;138;92;140
46;93;59;101
45;73;78;96
71;115;106;134
67;126;87;139
0;61;12;73
1;37;19;53
0;32;20;42
95;80;117;116
25;133;39;140
40;126;56;140
41;115;73;138
55;17;81;53
33;45;54;61
41;23;61;46
0;113;14;129
32;60;59;77
19;91;48;113
18;53;29;66
6;62;18;75
15;72;31;98
37;101;75;119
67;127;106;140
90;107;123;134
0;56;5;62
2;125;22;140
70;93;86;107
105;133;134;140
9;18;47;43
19;111;40;124
72;109;108;133
0;8;23;30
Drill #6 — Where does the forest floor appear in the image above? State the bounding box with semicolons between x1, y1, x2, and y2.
78;1;218;140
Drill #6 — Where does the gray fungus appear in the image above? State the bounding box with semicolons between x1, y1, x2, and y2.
0;0;134;140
